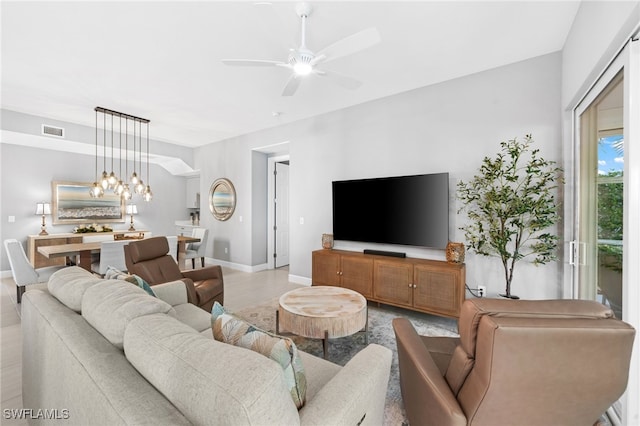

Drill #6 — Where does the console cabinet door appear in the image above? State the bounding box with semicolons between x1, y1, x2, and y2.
373;260;413;307
312;251;341;286
340;255;373;298
413;264;463;317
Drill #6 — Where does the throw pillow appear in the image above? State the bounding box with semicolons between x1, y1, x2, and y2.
104;266;136;283
131;275;156;297
104;266;155;297
210;302;306;409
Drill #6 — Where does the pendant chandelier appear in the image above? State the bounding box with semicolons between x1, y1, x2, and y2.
90;107;152;202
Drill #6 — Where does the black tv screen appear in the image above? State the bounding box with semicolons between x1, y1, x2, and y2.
332;173;449;249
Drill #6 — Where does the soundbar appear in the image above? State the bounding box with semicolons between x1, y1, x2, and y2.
363;249;406;258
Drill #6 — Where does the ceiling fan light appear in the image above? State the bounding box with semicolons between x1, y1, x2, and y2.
294;62;312;76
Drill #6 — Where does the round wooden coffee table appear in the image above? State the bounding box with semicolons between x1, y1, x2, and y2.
277;286;368;359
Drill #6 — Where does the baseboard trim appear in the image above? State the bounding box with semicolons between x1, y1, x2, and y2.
289;274;311;286
209;258;268;273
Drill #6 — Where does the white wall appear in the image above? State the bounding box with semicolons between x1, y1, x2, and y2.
195;52;563;299
562;1;640;109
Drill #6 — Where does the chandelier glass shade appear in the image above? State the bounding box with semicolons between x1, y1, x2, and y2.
91;107;152;202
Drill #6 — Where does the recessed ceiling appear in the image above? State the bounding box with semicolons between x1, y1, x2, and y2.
1;1;580;148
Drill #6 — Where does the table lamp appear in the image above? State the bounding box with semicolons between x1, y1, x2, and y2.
35;202;51;235
126;204;138;231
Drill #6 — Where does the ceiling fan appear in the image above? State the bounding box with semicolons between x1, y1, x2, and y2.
222;2;381;96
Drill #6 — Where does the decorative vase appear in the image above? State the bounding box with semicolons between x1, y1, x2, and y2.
446;242;465;263
322;234;334;249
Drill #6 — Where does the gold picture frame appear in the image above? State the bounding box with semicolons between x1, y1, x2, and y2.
52;181;125;225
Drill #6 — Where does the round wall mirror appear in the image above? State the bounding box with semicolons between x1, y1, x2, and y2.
209;178;236;221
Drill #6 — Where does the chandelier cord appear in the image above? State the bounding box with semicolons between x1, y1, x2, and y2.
103;112;106;172
119;115;122;176
110;114;114;172
95;109;98;180
146;122;150;185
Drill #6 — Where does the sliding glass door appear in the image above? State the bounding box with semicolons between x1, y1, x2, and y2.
571;38;639;425
575;73;623;315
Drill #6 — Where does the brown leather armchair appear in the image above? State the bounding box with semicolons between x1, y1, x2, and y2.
392;298;635;426
124;236;223;312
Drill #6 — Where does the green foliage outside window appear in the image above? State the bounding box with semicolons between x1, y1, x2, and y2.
598;170;623;273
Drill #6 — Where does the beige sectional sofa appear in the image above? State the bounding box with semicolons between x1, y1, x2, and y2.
21;267;392;425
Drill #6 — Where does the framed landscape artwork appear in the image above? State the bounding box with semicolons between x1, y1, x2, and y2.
52;181;125;224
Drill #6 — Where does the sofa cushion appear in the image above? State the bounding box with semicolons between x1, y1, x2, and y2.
124;313;300;425
82;279;175;349
150;280;189;306
173;303;211;333
211;302;307;409
48;266;104;313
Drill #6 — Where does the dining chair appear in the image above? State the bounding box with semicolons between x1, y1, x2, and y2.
91;240;130;276
3;239;67;303
166;235;178;262
184;228;208;268
81;234;113;265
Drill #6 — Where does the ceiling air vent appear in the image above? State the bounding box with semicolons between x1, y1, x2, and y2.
41;124;65;138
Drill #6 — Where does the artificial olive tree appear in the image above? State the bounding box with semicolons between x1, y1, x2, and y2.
457;135;563;298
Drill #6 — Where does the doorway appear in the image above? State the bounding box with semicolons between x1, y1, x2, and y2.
267;154;290;269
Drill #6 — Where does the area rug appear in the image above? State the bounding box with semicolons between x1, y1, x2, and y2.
233;298;459;425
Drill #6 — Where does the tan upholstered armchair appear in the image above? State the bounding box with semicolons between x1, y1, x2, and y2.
124;236;223;311
392;298;635;426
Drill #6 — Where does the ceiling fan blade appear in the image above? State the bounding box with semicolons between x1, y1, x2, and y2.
315;27;381;64
314;69;362;90
282;74;302;96
222;59;287;67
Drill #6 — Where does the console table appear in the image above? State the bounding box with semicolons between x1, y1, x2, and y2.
28;231;149;268
312;249;466;318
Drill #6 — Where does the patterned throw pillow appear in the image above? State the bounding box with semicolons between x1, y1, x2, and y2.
104;266;136;283
210;302;307;409
104;266;156;297
131;275;156;297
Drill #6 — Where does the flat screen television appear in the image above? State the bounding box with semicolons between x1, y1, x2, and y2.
332;172;449;249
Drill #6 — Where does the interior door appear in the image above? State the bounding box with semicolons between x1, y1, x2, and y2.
274;161;290;268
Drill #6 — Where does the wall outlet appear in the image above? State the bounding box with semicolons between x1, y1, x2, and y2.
477;286;486;298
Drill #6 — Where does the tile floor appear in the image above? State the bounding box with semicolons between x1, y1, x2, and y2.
0;266;302;425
